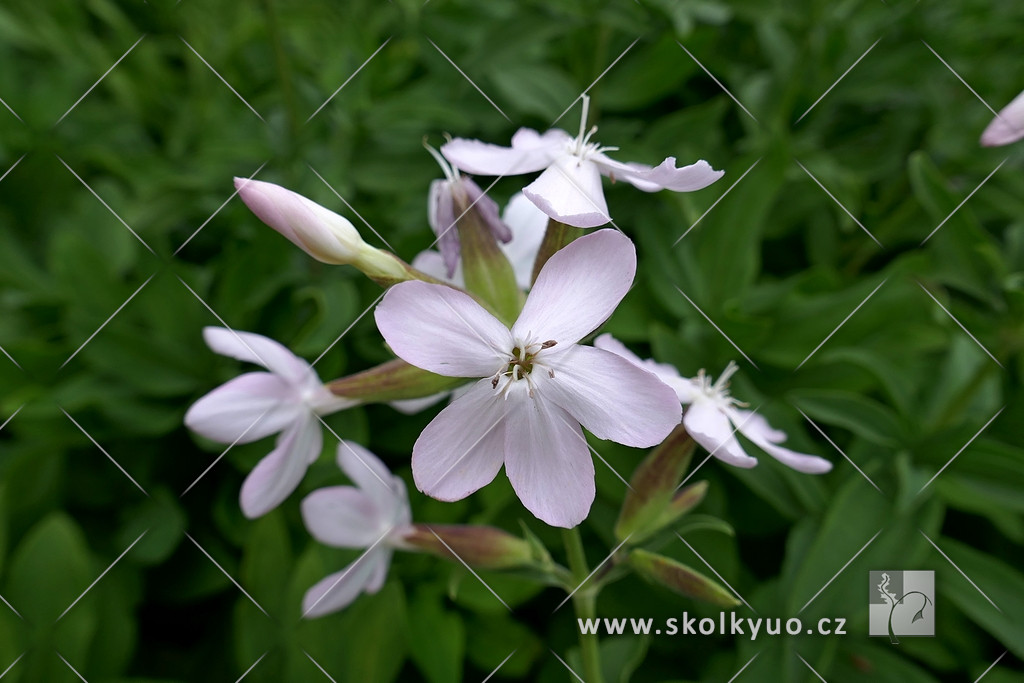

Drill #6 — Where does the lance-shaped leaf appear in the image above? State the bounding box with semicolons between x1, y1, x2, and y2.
629;548;740;607
615;425;697;543
402;524;535;570
327;358;466;403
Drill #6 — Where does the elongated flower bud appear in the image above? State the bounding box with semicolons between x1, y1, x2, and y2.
326;358;465;403
401;524;534;569
629;548;740;607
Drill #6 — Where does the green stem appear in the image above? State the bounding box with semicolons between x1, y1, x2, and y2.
562;528;605;683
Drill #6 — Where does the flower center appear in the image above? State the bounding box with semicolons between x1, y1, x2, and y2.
695;361;746;408
491;338;557;398
568;94;618;161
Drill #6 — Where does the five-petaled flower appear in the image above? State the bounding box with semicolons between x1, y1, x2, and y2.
441;95;724;228
375;229;682;528
185;327;355;518
595;334;832;474
301;441;412;618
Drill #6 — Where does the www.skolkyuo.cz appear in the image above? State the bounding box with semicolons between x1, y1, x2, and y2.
579;614;848;640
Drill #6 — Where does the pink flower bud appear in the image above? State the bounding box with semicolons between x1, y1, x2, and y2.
401;524;534;569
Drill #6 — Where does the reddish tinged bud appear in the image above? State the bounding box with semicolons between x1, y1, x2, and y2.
629;549;740;607
401;524;534;570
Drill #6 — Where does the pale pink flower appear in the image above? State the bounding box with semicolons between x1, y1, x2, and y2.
594;334;832;474
981;89;1024;147
301;441;412;618
185;327;355;518
441;96;723;228
375;230;682;528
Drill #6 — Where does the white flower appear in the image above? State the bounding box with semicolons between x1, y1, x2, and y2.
185;327;356;518
441;95;724;228
301;441;412;618
981;88;1024;147
375;230;682;528
594;334;832;474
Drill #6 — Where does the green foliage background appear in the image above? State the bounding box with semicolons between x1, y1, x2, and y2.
1;0;1023;681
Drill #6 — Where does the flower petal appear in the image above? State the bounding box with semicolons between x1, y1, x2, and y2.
544;345;681;447
501;192;548;290
185;372;301;443
301;486;388;548
389;391;450;415
682;401;758;469
592;333;701;402
512;229;635;345
462;177;512;243
523;156;610;228
595;155;724;193
428;179;460;278
203;327;312;384
239;413;322;518
411;379;507;501
441;128;568;176
302;549;387;618
981;89;1024;147
376;281;511;377
503;393;594;528
410;250;463;287
730;410;833;474
337;440;406;514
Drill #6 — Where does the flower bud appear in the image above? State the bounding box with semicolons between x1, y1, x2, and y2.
615;425;697;543
234;178;411;285
401;524;534;570
629;548;740;607
326;358;466;403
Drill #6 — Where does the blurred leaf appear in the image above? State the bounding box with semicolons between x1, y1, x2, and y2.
408;589;465;683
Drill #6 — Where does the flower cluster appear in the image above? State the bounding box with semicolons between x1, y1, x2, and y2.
185;99;833;619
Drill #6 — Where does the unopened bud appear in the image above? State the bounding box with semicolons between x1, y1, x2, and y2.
629;549;740;607
402;524;534;570
327;358;465;403
615;425;697;543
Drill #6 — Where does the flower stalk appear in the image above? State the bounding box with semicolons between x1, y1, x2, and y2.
563;527;605;683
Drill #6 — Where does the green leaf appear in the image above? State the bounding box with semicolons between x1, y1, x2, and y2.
408;589;465;683
117;489;186;565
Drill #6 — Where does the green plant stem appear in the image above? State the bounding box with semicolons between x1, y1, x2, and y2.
563;527;605;683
